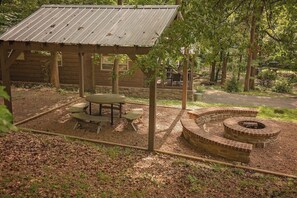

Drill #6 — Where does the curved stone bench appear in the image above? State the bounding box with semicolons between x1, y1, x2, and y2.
181;118;253;163
188;107;258;126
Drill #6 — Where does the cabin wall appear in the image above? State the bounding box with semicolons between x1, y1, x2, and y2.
0;51;145;88
59;52;145;88
59;52;79;85
0;51;49;83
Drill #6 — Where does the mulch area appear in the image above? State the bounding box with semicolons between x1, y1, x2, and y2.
1;132;297;197
3;86;297;175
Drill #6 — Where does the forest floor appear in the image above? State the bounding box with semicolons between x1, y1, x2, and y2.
1;132;297;197
1;86;297;197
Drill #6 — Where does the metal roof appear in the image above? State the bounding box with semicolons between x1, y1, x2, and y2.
0;5;178;47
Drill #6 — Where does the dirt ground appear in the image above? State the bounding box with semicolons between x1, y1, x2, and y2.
3;86;297;175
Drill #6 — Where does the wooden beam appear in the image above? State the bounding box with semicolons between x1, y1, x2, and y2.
0;47;13;114
78;53;85;97
49;51;60;88
112;58;119;94
5;41;150;55
6;50;22;67
127;53;137;61
148;75;157;151
182;49;189;110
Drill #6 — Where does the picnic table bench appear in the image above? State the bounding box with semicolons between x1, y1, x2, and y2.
122;108;144;131
67;102;89;113
71;112;110;133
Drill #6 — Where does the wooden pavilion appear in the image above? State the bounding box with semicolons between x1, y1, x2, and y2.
0;4;184;151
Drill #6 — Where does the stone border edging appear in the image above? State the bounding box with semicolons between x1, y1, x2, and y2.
181;118;252;163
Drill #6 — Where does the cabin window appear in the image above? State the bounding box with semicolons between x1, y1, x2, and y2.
16;52;25;60
100;54;129;71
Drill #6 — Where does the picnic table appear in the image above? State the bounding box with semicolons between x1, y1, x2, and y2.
85;93;126;125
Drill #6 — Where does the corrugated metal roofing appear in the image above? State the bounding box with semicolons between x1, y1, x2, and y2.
0;5;178;47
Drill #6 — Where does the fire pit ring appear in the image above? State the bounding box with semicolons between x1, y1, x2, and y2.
223;117;281;148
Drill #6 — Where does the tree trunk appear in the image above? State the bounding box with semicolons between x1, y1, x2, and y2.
244;13;256;92
210;62;216;82
182;49;189;110
221;52;228;85
117;0;123;5
250;66;255;89
237;55;242;81
215;65;221;82
250;28;260;90
215;53;223;82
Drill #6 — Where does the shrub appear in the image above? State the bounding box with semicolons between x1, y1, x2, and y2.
225;77;241;93
272;78;293;93
195;85;205;93
257;69;277;88
288;73;297;84
0;86;17;133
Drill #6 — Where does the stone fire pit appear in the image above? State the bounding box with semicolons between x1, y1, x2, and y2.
223;117;281;148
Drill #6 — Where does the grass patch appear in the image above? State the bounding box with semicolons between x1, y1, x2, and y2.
239;178;264;188
96;171;111;184
258;106;297;122
231;168;246;175
210;163;227;172
127;96;297;122
186;174;205;192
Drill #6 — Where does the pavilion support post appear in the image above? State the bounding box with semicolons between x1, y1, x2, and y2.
91;57;96;93
78;53;85;97
148;75;157;151
0;47;13;114
49;51;60;88
112;58;119;94
182;49;189;110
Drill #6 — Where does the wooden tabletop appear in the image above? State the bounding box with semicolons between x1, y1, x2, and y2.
85;93;126;104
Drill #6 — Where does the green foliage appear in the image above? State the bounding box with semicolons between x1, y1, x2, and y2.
0;86;17;133
272;78;293;93
283;72;297;84
224;76;241;93
257;69;277;88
